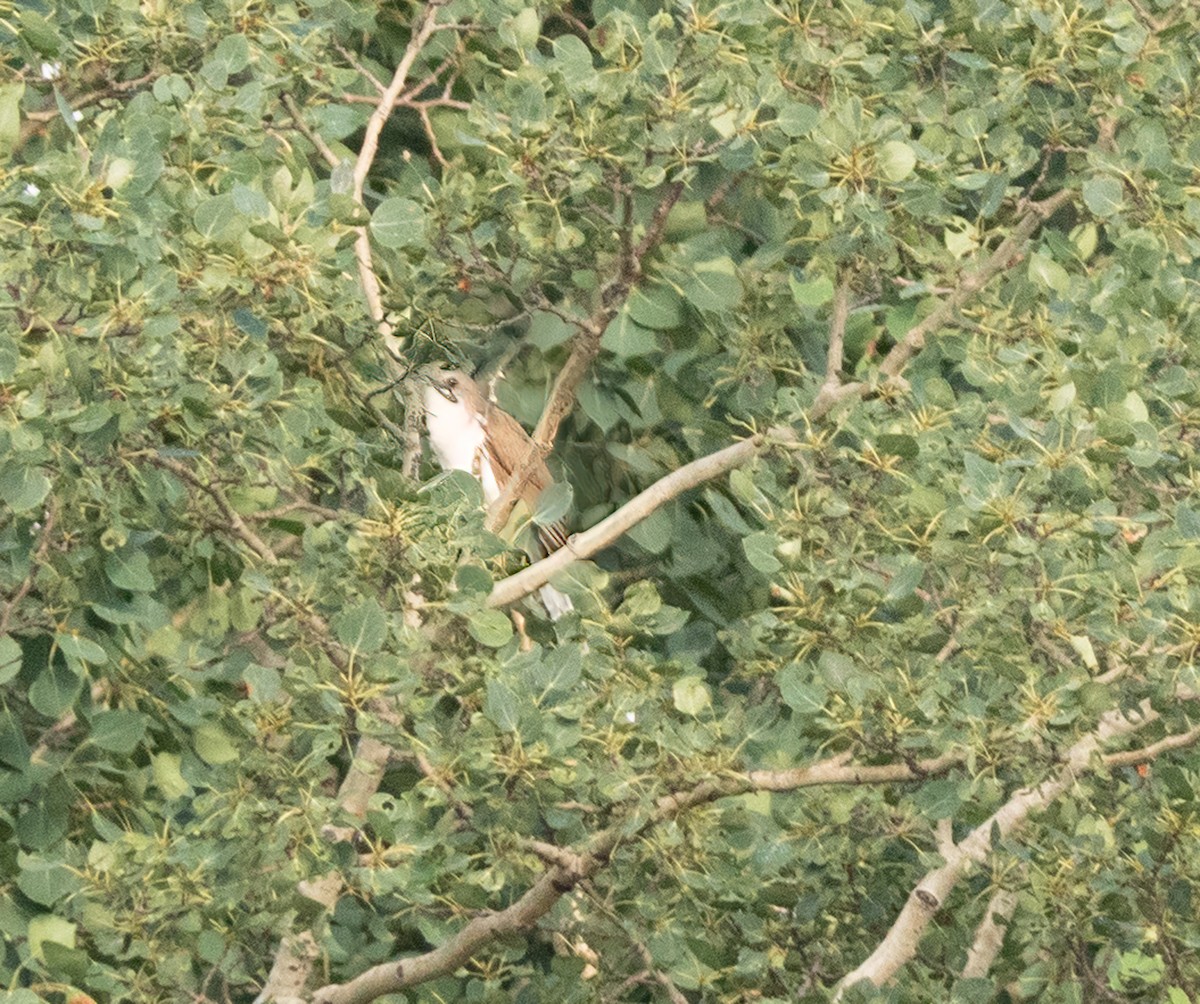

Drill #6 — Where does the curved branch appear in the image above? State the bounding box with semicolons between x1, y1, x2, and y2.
487;432;774;607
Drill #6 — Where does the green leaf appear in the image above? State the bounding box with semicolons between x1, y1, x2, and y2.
683;257;743;312
672;675;712;716
775;101;819;137
601;310;657;358
89;709;148;754
105;547;155;592
913;778;964;820
55;632;107;666
370;197;426;249
193;722;239;765
152;752;192;799
194;193;242;241
468;609;513;648
0;82;24;161
1082;175;1124;217
27;915;76;964
742;531;782;574
778;663;825;714
877;140;916;181
552;34;596;88
333;598;388;654
0;463;51;513
884;558;925;602
16;855;83;907
628;284;683;330
484;678;520;731
789;273;834;307
29;660;82;719
0;634;22;685
1027;252;1069;293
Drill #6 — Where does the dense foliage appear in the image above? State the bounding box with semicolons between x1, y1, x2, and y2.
2;0;1200;1001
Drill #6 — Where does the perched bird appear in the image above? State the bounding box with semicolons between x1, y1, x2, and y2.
421;365;574;620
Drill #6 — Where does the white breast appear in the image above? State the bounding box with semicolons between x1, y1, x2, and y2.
423;387;501;503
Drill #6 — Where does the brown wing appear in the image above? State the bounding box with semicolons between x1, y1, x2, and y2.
482;407;569;557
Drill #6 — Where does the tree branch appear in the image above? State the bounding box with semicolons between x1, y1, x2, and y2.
961;884;1019;981
487;432;774;607
811;189;1074;420
835;690;1198;996
308;746;958;1003
350;0;450;355
484;181;687;534
486;192;1073;605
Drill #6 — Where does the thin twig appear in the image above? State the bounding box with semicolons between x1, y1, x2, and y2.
144;455;278;564
352;0;452;355
281;92;340;169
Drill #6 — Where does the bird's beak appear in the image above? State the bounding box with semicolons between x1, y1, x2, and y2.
417;364;459;403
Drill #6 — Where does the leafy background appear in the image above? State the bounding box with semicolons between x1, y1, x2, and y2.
2;0;1200;1002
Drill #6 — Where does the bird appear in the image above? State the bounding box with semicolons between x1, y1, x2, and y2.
420;365;575;620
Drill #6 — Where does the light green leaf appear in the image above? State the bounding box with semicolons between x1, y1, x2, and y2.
485;678;520;731
55;632;107;665
370;197;426;248
17;855;82;907
0;463;51;513
193;193;242;241
29;661;82;719
789;273;834;307
628;284;683;329
152;752;191;799
468;609;513;648
0;635;21;685
742;531;782;574
27;915;76;963
877;140;916;181
194;723;239;765
105;547;155;592
778;663;824;714
672;675;711;716
0;82;24;160
776;102;819;137
1028;252;1069;292
683;257;743;312
333;598;388;654
601;310;657;358
1082;175;1124;217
